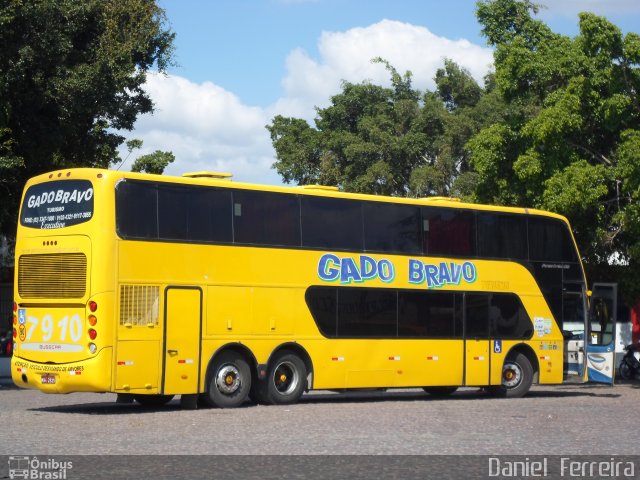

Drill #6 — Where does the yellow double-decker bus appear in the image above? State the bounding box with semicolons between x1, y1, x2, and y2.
11;168;616;408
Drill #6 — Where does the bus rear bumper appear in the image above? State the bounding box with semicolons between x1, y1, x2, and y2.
11;347;113;394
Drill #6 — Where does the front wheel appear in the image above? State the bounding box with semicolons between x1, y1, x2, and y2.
487;352;533;398
619;361;633;380
204;351;251;408
264;351;307;405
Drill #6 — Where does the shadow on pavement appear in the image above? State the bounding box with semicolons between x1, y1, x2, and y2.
25;384;623;415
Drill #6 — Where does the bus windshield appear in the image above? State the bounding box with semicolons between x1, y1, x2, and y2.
20;179;94;229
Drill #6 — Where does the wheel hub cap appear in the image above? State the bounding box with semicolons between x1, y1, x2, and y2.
216;365;241;394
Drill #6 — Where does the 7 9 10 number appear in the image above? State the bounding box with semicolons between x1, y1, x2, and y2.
26;314;82;342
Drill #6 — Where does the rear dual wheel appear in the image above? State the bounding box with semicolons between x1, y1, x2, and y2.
252;351;307;405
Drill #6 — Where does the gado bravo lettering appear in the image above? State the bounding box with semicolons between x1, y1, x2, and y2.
317;254;395;284
27;187;93;208
409;258;477;288
317;253;478;289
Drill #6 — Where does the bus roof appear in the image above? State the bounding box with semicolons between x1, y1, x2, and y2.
27;167;569;223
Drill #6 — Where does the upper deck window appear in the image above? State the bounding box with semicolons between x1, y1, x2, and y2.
116;180;233;243
20;180;94;229
528;216;577;263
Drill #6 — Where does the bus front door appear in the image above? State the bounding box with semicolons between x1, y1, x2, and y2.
465;339;490;386
586;283;617;385
464;294;490;386
162;287;202;395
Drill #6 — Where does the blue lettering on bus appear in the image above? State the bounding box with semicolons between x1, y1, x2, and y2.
317;254;396;284
408;259;477;288
318;253;341;282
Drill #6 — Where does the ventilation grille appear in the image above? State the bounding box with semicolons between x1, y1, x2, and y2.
18;253;87;298
120;285;159;326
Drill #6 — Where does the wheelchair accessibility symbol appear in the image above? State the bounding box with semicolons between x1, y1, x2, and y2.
494;340;502;354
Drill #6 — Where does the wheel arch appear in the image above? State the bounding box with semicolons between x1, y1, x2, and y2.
204;342;257;391
504;343;540;384
266;342;314;390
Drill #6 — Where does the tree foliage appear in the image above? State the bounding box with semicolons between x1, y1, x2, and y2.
268;0;640;298
131;150;175;174
472;0;640;298
0;0;174;236
268;58;497;198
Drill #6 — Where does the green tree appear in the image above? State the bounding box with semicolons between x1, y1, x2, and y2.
471;0;640;298
268;58;495;198
0;0;175;238
131;150;175;174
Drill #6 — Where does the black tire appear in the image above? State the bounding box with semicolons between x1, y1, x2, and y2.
204;351;251;408
423;386;458;396
487;352;533;398
264;351;307;405
619;361;633;380
134;394;175;406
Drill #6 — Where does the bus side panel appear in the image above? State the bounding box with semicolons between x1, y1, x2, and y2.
114;340;161;392
307;339;464;390
206;286;252;335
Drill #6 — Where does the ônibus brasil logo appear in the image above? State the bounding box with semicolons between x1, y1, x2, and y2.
8;456;73;479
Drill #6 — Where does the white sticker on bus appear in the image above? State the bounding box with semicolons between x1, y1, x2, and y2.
21;343;83;352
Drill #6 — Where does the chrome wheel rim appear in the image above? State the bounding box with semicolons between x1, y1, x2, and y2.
273;361;299;395
216;364;241;395
502;362;522;388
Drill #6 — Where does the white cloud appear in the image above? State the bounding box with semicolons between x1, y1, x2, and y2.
273;20;493;120
125;20;494;185
120;74;279;185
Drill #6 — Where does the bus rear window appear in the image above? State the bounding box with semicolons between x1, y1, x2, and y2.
20;180;94;229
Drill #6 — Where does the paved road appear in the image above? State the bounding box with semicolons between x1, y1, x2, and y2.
1;381;638;456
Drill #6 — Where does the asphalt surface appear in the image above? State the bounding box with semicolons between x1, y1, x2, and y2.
1;380;638;456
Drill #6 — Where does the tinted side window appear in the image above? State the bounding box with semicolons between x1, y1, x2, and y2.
465;293;490;339
363;202;421;254
159;186;231;241
116;181;158;239
233;190;300;246
477;213;527;260
489;294;533;339
528;216;577;263
532;264;563;325
305;287;337;337
423;208;476;257
398;291;463;338
187;188;233;243
158;186;188;240
337;288;397;337
117;181;234;243
301;196;363;250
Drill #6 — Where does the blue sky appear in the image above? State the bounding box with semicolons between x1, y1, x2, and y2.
125;0;640;185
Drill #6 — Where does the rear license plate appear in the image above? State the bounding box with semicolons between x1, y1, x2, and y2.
41;374;56;385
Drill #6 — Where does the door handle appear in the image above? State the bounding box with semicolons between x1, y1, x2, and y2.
167;349;178;356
